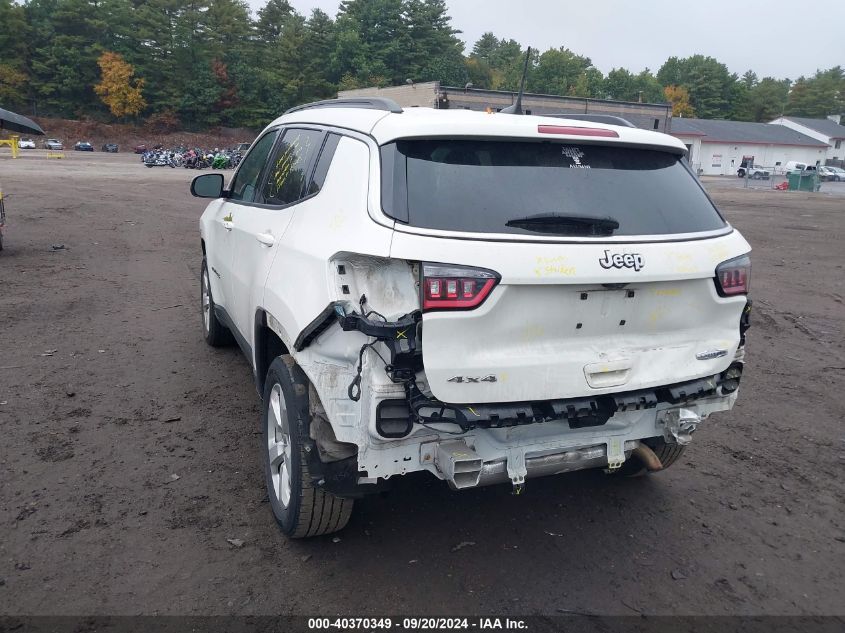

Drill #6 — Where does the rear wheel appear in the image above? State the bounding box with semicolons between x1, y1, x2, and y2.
263;356;354;538
611;438;687;477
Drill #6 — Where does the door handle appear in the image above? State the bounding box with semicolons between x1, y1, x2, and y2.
256;232;275;247
222;220;234;231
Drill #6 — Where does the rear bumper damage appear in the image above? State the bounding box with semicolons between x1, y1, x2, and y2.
353;391;736;493
294;299;747;496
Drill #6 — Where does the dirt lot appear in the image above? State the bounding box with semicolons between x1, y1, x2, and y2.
0;152;843;617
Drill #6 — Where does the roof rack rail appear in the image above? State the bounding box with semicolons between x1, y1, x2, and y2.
284;97;403;115
551;114;636;128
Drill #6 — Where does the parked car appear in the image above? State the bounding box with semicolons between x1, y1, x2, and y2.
193;99;752;538
43;138;63;150
736;164;770;179
101;143;119;153
133;144;147;154
17;138;36;149
74;141;94;152
736;156;768;179
818;166;843;181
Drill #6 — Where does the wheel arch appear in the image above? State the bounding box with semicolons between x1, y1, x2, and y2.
254;309;291;396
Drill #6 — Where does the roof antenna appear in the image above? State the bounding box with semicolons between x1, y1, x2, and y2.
501;47;531;115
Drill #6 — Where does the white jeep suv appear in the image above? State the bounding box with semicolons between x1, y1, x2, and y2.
194;98;752;538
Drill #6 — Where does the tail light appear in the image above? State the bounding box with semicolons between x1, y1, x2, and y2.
422;262;500;311
715;254;751;296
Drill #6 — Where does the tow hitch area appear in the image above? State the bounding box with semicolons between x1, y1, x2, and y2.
421;440;641;491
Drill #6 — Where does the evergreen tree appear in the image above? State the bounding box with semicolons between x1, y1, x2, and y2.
786;67;844;117
0;0;31;110
657;55;737;118
4;0;840;130
529;47;594;96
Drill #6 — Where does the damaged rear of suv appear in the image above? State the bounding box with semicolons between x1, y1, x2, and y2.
195;97;751;538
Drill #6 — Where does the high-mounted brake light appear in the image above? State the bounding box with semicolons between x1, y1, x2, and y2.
422;263;500;311
715;254;751;296
537;125;619;138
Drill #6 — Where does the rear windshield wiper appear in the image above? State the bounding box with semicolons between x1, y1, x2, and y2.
505;213;619;236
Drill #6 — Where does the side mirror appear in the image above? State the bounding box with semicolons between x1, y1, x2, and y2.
191;173;225;198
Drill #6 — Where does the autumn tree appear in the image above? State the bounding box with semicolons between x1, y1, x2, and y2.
664;85;695;118
94;52;146;118
658;55;736;118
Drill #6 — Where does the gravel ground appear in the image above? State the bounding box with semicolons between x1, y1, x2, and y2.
0;152;843;617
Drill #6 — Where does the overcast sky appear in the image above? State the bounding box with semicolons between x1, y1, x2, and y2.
251;0;845;80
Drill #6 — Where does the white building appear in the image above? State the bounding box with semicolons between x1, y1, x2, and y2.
670;118;828;176
769;116;845;164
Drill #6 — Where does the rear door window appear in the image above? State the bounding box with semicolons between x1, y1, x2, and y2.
381;139;727;237
259;128;325;206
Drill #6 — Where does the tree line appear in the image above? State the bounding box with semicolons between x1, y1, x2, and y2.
0;0;842;130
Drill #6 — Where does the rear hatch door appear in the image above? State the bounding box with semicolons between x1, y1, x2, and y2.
383;137;750;404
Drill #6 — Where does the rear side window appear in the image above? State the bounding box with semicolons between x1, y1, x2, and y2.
307;133;341;196
381;139;727;236
260;128;324;206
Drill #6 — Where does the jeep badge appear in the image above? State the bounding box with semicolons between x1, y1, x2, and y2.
599;250;644;271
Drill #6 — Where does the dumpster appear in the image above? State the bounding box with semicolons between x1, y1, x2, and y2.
787;170;820;192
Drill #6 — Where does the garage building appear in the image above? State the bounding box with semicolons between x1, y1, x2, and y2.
339;81;673;133
671;118;829;176
769;116;845;166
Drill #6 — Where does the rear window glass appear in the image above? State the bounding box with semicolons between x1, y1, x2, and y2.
381;139;726;236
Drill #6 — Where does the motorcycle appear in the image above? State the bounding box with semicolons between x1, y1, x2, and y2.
168;151;183;168
183;149;203;169
212;151;231;170
143;149;171;167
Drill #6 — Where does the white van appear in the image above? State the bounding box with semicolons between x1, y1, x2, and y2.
784;161;818;172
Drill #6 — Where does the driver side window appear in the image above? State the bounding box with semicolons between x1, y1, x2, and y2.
229;130;278;202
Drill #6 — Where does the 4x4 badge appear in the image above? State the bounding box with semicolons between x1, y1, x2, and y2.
599;250;644;271
448;375;497;383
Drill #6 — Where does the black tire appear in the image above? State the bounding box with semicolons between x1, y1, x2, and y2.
611;437;687;477
262;355;354;538
200;258;233;347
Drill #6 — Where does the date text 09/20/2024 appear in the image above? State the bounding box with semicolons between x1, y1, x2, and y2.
307;617;528;630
